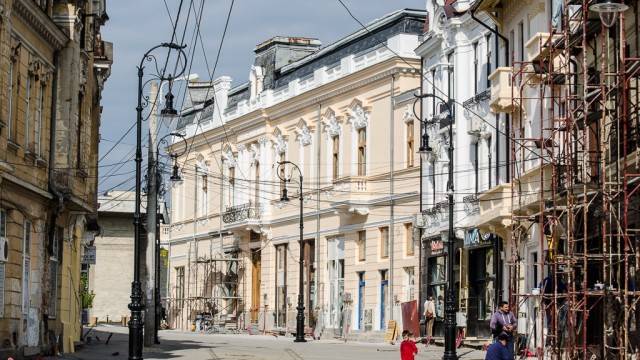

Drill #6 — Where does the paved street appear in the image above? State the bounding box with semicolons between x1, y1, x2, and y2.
61;326;486;360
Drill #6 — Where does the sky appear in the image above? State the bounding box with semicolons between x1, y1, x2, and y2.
98;0;425;193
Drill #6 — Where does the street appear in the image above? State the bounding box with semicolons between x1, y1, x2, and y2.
63;326;486;360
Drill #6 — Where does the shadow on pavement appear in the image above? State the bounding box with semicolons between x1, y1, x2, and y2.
64;329;213;360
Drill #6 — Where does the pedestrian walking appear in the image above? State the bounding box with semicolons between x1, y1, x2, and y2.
485;333;512;360
489;301;517;356
423;296;435;338
400;330;418;360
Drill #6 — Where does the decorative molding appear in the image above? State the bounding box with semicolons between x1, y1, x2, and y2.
402;104;415;123
295;119;312;146
13;0;68;50
249;143;260;164
347;99;369;130
273;128;288;154
222;147;236;168
322;108;341;137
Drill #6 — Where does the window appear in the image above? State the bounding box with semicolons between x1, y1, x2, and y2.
509;30;515;64
275;244;287;327
473;41;479;95
357;230;366;262
380;226;389;259
357;128;366;176
25;74;32;150
76;92;84;168
49;227;62;318
485;33;492;89
228;166;235;207
198;171;208;217
447;52;454;100
404;267;415;301
175;266;185;307
430;69;436;116
332;136;340;180
254;161;260;206
8;56;18;141
35;83;45;155
406;120;414;168
278;152;286;196
22;220;31;315
405;223;414;256
0;210;6;317
518;21;524;62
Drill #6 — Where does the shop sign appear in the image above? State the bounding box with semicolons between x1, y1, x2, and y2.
430;239;444;254
82;246;96;264
464;228;491;248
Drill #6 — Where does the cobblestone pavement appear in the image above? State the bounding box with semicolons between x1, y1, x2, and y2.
55;325;486;360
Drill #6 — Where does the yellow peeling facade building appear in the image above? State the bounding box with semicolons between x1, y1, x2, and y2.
0;0;111;356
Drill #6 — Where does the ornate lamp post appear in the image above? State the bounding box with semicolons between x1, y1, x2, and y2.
130;42;187;359
152;132;187;343
414;92;457;360
276;161;306;343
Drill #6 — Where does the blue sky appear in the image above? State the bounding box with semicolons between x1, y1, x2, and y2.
98;0;424;192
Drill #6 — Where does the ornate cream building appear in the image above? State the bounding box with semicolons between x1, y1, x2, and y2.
166;9;425;336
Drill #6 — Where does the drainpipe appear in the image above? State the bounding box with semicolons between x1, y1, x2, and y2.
389;74;395;322
470;8;510;183
418;58;424;331
315;103;322;323
48;50;64;210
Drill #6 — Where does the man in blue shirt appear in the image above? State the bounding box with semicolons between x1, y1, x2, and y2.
485;333;512;360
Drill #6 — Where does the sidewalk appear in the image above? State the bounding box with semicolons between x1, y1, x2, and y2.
47;325;487;360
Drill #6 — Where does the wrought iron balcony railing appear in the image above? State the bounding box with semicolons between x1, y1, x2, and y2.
222;202;262;224
463;194;480;215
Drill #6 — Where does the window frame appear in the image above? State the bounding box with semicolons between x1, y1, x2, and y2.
22;220;32;315
357;128;366;176
332;135;340;180
35;83;45;156
380;226;389;259
357;230;366;262
406;120;415;168
405;223;414;256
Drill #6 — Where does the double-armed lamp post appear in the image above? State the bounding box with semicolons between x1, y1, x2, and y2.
130;42;187;360
276;161;306;343
413;93;457;360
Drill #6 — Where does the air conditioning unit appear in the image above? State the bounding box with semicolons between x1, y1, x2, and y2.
0;237;8;262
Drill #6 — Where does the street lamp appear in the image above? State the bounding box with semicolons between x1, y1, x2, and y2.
130;42;187;360
590;0;628;28
276;161;306;343
152;131;187;343
414;92;457;360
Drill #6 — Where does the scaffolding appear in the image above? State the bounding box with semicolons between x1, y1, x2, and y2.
164;252;246;333
505;1;640;359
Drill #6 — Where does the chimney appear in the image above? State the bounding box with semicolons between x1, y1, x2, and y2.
252;36;321;90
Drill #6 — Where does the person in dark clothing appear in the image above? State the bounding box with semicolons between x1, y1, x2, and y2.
485;333;512;360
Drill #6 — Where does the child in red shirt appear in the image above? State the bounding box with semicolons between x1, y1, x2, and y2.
400;330;418;360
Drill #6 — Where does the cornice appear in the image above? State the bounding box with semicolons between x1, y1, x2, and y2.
13;0;68;50
185;59;419;150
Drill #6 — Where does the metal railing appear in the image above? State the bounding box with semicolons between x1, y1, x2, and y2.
222;202;262;224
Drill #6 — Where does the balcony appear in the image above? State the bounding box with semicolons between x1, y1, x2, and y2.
489;67;520;113
525;33;566;84
420;200;449;233
222;202;262;231
462;194;480;215
477;183;512;236
511;164;553;215
526;33;562;63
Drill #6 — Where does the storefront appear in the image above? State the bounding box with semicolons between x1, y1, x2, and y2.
420;234;462;337
462;228;500;338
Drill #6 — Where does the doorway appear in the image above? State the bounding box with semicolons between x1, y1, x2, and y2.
303;239;316;326
251;251;261;323
380;269;388;330
358;272;365;330
328;237;345;329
